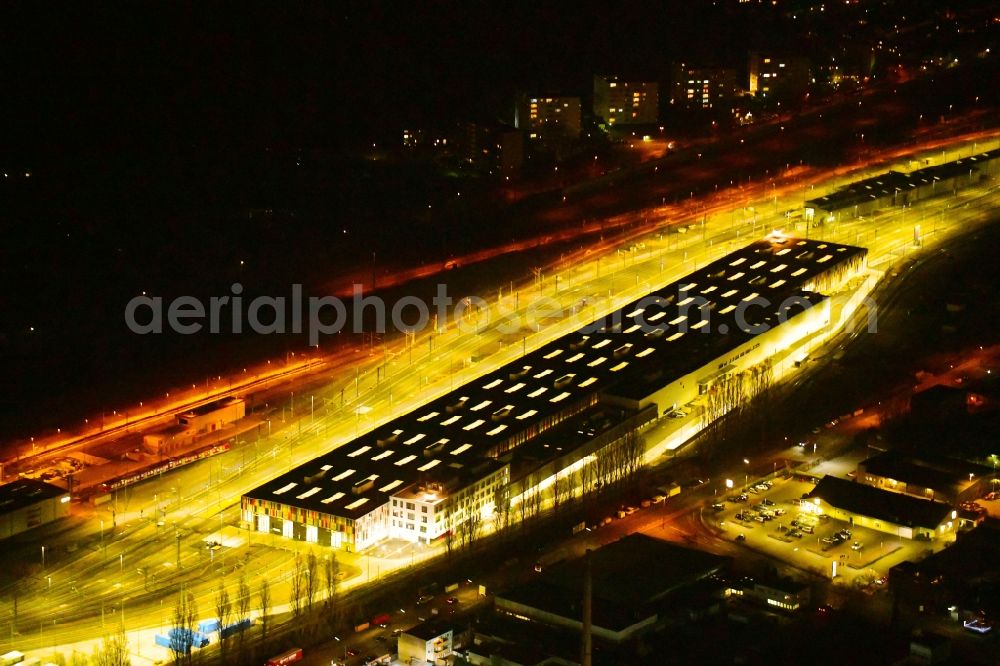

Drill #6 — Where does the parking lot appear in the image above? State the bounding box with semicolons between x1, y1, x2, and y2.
708;476;940;587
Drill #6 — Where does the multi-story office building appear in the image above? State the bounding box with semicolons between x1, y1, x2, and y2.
593;75;659;125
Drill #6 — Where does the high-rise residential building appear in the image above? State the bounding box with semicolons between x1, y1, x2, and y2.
748;52;810;99
517;95;582;139
593;75;659;125
671;63;740;109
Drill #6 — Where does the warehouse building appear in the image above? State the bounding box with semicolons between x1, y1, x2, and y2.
857;451;995;505
496;534;729;643
804;149;1000;224
177;396;245;433
242;236;866;551
806;476;957;541
0;479;71;539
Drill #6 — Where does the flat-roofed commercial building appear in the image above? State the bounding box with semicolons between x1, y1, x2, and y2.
398;620;453;665
177;397;245;434
243;236;866;551
857;452;995;505
804;150;999;224
0;480;71;539
593;75;659;126
496;534;729;643
806;475;957;541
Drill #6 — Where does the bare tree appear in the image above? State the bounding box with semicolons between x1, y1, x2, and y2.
215;581;232;664
442;502;456;556
290;553;305;617
492;485;511;536
305;550;318;615
550;473;563;513
235;572;252;664
322;553;340;610
258;578;271;642
170;590;198;665
91;625;131;666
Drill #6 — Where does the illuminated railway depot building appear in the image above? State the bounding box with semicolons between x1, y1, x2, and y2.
243;236;867;551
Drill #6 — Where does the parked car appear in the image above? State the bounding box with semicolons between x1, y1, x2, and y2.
416;595;434;605
735;534;746;542
851;541;864;551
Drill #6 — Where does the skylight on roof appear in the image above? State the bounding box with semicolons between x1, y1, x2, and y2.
273;482;297;496
451;443;472;455
550;391;571;403
403;433;426;445
344;497;369;511
379;480;404;493
483;378;503;390
348;445;371;458
418;459;441;472
296;487;322;500
527;386;547;398
543;349;563;359
610;361;628;372
517;409;538;420
533;369;553;379
486;424;508;436
566;352;584;363
504;382;526;393
579;377;597;388
470;400;492;411
463;419;485;431
332;469;356;482
372;449;394;461
592;339;611;349
636;347;654;358
588;356;606;367
395;455;417;466
417;411;439;422
441;415;461;426
666;331;685;342
321;492;345;504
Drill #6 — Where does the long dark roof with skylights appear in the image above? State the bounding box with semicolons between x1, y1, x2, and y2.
244;236;865;520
